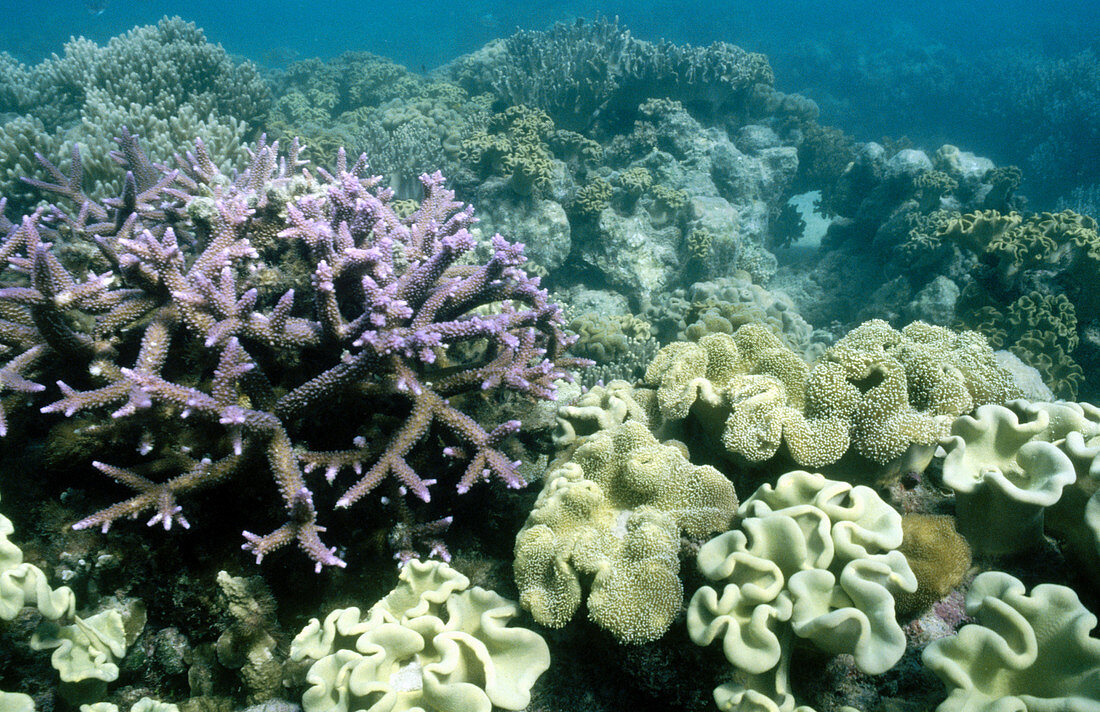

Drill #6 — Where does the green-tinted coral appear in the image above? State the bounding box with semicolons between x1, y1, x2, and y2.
794;123;858;207
291;560;550;712
571;177;614;217
941;404;1077;555
214;570;284;704
1010;400;1100;587
268;53;488;197
514;420;737;643
566;311;661;387
643;320;1017;480
0;692;34;712
644;328;847;470
647;184;689;226
820;320;1020;468
643;273;819;359
567;312;653;362
905;209;1023;256
914;169;958;203
895;514;971;617
611;167;653;210
0;17;260;209
1;488;132;701
916;206;1100;400
459;105;556;195
958;291;1084;399
922;571;1100;712
988;210;1100;270
686;227;714;261
445;17;773;133
688;471;917;712
552;380;658;451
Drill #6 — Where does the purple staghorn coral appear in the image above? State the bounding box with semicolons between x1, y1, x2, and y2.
0;130;586;570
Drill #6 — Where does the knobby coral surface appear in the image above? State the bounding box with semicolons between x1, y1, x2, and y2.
0;131;585;570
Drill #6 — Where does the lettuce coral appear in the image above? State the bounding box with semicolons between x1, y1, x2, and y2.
941;404;1077;555
687;471;917;712
922;571;1100;712
1;487;131;701
290;560;550;712
514;419;737;643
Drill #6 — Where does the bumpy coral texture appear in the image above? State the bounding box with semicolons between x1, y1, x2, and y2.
894;514;971;617
514;419;737;643
922;571;1100;712
643;320;1018;479
0;133;583;570
290;559;550;712
688;470;917;712
551;378;658;451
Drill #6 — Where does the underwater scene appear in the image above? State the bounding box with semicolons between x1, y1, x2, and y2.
1;1;1100;711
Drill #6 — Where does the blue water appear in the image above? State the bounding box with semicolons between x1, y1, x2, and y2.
2;0;1096;71
2;0;1098;191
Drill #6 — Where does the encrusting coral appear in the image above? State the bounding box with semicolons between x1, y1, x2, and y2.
894;513;971;617
514;419;738;643
0;131;586;570
290;559;550;712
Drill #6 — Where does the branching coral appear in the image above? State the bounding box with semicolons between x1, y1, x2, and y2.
0;132;585;570
444;17;774;133
0;17;264;211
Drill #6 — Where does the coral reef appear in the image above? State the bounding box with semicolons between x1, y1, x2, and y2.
922;571;1100;712
1;487;137;703
642;320;1019;483
0;17;264;212
940;404;1077;555
0;132;584;570
443;17;774;133
2;15;1100;712
290;559;550;712
688;471;917;712
268;52;489;199
514;420;737;643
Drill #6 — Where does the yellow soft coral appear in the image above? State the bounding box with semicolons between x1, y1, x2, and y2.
514;420;737;643
644;320;1019;481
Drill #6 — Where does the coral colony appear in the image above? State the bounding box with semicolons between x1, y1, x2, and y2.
0;129;586;570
